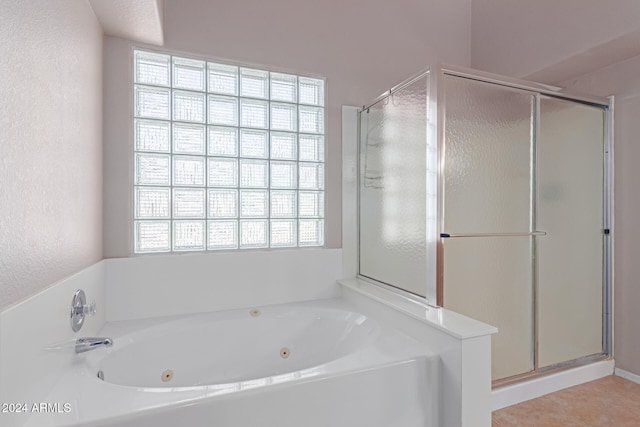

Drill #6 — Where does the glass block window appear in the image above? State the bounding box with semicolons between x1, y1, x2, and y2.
133;49;325;253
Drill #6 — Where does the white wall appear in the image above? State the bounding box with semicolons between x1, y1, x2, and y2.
103;0;473;256
557;56;640;377
0;0;103;309
471;0;640;80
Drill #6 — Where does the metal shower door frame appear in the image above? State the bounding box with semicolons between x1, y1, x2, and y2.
431;64;613;386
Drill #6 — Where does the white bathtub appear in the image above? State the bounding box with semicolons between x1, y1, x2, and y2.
27;299;440;427
93;304;380;388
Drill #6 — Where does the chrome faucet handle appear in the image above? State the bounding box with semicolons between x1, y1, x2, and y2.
71;290;96;332
81;301;97;316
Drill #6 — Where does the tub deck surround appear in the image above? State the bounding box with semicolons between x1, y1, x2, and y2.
1;249;343;427
25;299;440;427
0;262;106;427
2;251;497;427
105;248;343;321
33;356;437;427
338;278;498;339
338;278;498;427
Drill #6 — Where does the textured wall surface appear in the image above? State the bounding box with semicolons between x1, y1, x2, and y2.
103;0;473;256
0;0;103;309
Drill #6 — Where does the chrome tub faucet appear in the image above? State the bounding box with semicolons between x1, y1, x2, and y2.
75;337;113;354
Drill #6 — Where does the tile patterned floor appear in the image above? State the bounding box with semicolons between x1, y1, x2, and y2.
492;375;640;427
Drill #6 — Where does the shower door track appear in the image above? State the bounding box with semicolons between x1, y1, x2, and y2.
492;353;613;388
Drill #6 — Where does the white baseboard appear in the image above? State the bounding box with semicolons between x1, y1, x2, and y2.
492;360;615;411
615;367;640;384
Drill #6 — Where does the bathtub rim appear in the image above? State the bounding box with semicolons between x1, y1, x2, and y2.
29;354;439;427
338;278;498;339
81;301;386;389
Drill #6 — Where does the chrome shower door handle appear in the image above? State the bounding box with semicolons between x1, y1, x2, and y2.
440;231;547;238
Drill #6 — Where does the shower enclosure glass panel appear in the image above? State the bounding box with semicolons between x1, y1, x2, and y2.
442;75;536;380
444;237;534;379
359;74;428;296
356;64;611;385
537;97;605;367
442;78;534;234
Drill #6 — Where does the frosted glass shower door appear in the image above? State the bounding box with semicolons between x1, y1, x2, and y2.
441;75;536;380
537;97;604;367
359;74;428;296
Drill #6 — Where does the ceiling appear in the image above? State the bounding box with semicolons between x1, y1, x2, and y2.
88;0;164;46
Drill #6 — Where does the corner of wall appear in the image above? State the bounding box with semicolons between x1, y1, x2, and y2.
103;36;134;258
155;0;165;45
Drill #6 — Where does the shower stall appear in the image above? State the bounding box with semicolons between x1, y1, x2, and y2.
357;65;612;384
